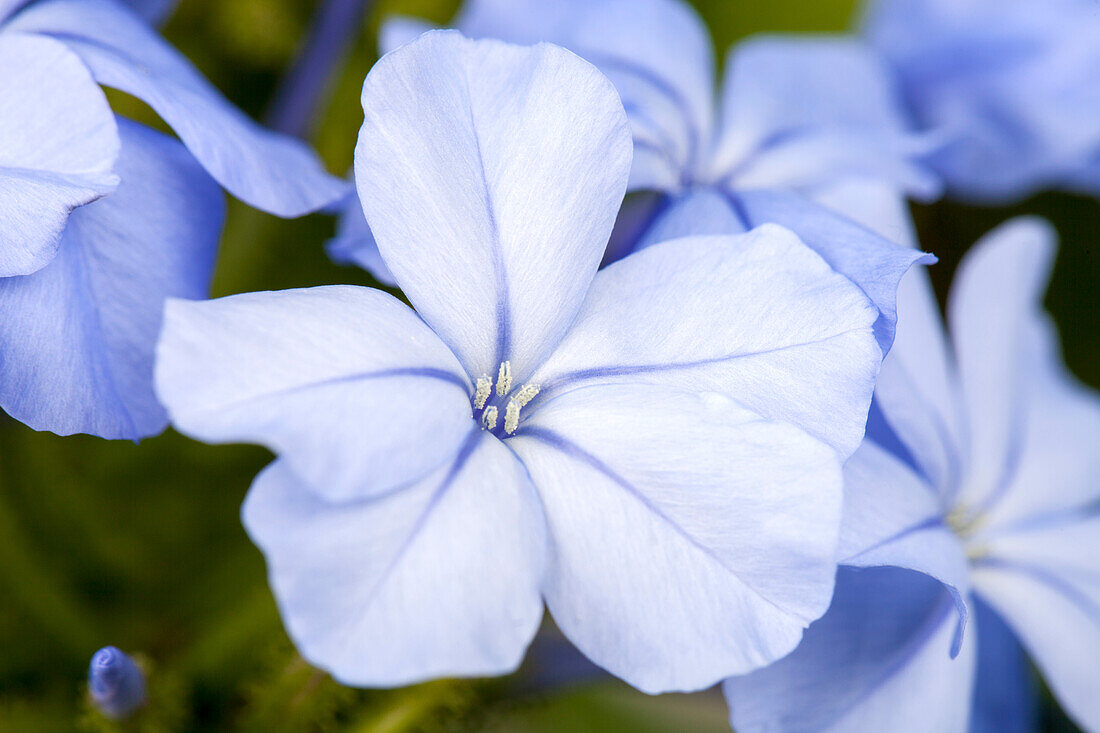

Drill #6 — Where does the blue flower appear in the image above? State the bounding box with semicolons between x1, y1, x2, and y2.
864;0;1100;201
0;0;348;439
2;0;346;220
332;0;938;354
155;32;884;692
723;217;1100;731
88;646;145;720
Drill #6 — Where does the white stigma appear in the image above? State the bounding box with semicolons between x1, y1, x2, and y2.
503;383;540;435
473;375;492;410
481;406;498;430
496;361;512;396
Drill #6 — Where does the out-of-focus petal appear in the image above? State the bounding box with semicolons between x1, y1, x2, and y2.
948;218;1056;512
454;0;714;190
969;596;1038;733
0;33;118;276
354;31;631;382
378;15;433;54
711;36;939;197
120;0;176;24
0;118;220;439
243;435;546;686
724;566;975;733
972;314;1100;534
325;194;396;286
864;0;1100;200
11;0;347;216
534;226;880;457
511;382;843;693
840;439;970;655
972;513;1100;732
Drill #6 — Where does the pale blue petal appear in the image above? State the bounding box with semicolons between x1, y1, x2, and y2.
453;0;714;190
635;188;933;354
243;436;546;686
11;0;347;216
0;0;26;23
730;189;936;353
806;180;958;473
510;382;844;693
0;118;220;439
864;0;1100;200
840;439;970;655
0;33;118;276
806;179;919;247
155;286;473;503
711;36;939;197
354;31;631;382
969;596;1037;733
121;0;176;24
632;187;744;249
378;16;433;55
533;226;880;458
873;265;963;496
948;218;1056;513
724;566;975;733
325;194;396;286
972;513;1100;732
970;315;1100;533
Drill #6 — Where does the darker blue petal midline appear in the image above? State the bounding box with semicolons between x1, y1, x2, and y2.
972;556;1100;621
460;63;512;369
355;428;484;613
845;515;948;563
514;425;783;611
533;328;870;409
188;366;470;417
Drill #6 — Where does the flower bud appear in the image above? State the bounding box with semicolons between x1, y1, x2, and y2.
88;646;145;719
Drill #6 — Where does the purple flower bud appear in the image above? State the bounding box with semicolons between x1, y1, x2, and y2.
88;646;145;720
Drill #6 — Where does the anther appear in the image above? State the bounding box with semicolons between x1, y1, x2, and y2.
496;361;512;396
511;383;539;408
473;375;492;409
503;382;539;435
504;400;521;435
481;406;498;430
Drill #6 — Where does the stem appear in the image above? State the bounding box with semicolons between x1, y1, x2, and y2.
265;0;375;138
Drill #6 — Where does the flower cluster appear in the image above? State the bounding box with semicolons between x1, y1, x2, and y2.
3;0;1096;730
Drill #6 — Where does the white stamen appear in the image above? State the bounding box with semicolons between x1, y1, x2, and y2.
503;382;539;434
481;406;498;430
504;400;521;435
473;375;492;409
511;383;540;408
496;361;512;396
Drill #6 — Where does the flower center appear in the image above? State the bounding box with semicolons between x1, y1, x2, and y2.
946;503;989;561
472;361;540;437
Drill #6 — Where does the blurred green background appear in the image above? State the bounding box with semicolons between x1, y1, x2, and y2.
1;0;1096;730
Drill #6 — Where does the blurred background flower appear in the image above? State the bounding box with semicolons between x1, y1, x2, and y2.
0;0;1095;730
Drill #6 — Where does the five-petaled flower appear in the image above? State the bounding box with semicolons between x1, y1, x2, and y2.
155;32;885;693
724;218;1100;733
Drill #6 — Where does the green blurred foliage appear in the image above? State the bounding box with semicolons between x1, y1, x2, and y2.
1;0;1095;730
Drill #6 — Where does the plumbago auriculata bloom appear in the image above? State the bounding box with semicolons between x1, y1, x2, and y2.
155;32;888;694
724;216;1100;733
